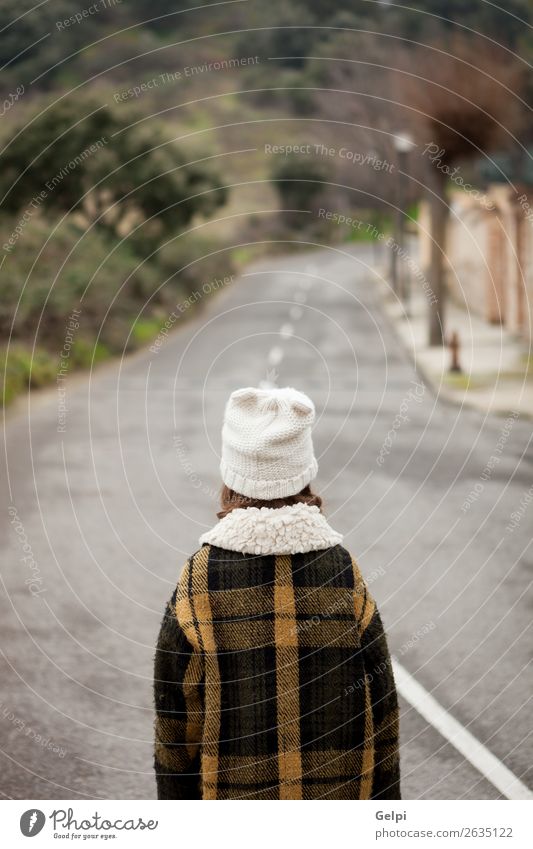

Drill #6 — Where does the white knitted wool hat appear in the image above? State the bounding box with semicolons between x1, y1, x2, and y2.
220;386;318;499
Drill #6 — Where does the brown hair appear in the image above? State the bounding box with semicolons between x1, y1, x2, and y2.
217;484;322;519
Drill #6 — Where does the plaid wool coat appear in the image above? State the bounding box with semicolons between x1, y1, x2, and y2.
153;503;400;800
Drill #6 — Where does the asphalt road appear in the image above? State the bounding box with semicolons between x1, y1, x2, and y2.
1;245;532;799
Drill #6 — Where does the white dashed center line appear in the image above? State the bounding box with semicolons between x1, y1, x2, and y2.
267;346;284;367
280;323;294;339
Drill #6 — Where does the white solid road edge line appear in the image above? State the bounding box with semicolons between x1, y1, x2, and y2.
392;659;533;800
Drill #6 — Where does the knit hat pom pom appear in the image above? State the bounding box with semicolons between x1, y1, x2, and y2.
229;386;314;420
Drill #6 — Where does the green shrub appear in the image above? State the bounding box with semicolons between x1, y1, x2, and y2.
155;235;236;306
1;348;28;406
0;219;237;405
0;215;159;353
69;338;110;368
0;345;59;405
270;155;329;217
26;348;57;387
131;318;162;346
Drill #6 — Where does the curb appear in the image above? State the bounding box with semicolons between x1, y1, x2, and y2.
377;277;533;423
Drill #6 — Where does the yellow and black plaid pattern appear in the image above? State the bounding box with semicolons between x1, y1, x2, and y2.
154;543;400;799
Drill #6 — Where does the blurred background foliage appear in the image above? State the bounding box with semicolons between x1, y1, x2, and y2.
1;0;531;402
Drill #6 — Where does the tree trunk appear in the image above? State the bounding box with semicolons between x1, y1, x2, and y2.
428;169;448;346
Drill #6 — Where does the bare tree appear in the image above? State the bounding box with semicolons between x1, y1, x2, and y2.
312;30;525;345
397;34;525;345
311;33;412;211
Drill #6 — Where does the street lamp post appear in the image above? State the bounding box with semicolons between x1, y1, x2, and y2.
367;150;381;266
392;132;415;312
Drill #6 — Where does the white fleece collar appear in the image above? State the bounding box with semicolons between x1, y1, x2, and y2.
199;502;343;555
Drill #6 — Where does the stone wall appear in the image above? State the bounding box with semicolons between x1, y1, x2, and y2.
418;185;533;345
